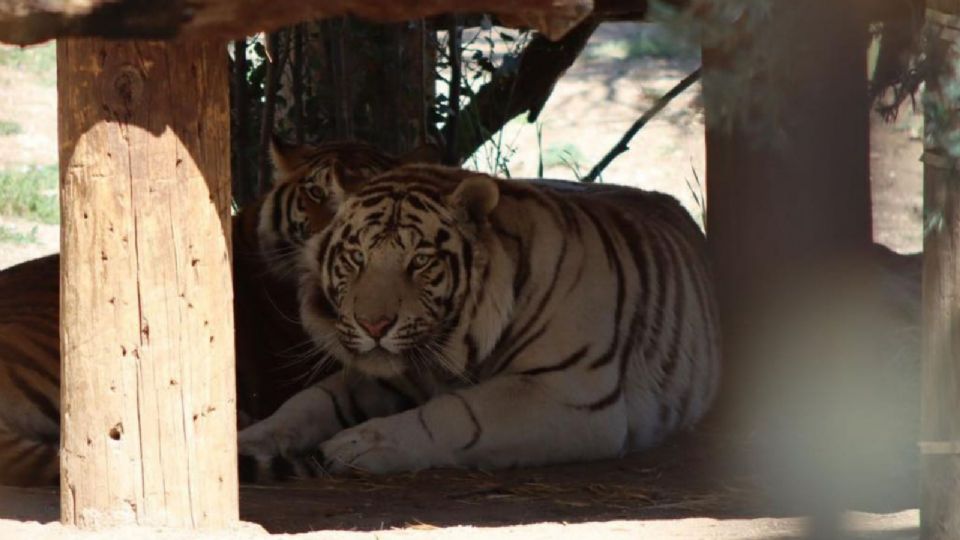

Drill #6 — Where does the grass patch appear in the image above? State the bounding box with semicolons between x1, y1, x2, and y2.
626;27;697;60
542;143;586;169
0;42;56;84
0;224;38;245
641;86;665;102
0;165;59;224
0;120;21;136
584;26;697;62
540;143;588;180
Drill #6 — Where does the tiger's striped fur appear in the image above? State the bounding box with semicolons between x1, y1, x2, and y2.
238;165;722;476
255;139;402;280
0;254;60;485
0;140;410;486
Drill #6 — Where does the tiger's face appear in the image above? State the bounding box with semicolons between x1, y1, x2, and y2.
302;172;499;378
256;139;400;279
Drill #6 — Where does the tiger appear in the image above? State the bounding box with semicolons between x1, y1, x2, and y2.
237;164;723;478
235;139;425;417
0;253;60;486
0;138;420;486
253;138;405;281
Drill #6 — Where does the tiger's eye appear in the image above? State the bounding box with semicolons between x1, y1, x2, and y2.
411;253;432;270
306;185;326;201
349;250;365;266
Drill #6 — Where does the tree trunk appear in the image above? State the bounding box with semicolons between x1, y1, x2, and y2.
58;38;238;529
258;32;285;194
921;7;960;539
293;17;432;155
337;18;432;154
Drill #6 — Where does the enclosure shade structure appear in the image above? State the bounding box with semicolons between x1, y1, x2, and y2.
921;5;960;539
0;0;594;45
702;0;872;400
57;39;238;528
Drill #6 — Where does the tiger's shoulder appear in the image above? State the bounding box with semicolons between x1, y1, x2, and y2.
371;165;703;242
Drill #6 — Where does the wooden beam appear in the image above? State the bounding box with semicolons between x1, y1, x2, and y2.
921;8;960;539
0;0;593;45
58;38;237;528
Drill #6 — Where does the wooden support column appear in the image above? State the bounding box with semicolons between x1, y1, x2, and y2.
57;39;238;528
921;6;960;539
703;0;872;402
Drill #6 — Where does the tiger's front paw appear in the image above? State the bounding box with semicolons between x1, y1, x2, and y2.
238;452;323;483
319;420;427;474
237;426;323;483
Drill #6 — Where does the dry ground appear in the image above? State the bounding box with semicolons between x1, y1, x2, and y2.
0;426;922;538
0;512;921;540
0;22;926;539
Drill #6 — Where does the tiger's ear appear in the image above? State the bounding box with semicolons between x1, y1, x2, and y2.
269;135;309;182
448;175;499;225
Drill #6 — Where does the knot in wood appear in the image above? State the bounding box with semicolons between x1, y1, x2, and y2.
106;64;144;111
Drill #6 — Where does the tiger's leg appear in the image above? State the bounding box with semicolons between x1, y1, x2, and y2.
237;371;414;481
319;374;628;474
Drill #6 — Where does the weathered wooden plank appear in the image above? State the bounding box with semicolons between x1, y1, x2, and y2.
58;37;237;528
921;9;960;539
0;0;593;45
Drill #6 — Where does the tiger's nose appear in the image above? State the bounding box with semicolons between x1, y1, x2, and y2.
356;315;397;339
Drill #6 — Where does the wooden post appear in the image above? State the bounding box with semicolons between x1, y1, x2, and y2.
921;6;960;539
57;38;238;528
702;3;871;531
703;0;872;402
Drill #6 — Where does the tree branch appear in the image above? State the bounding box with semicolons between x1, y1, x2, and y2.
448;17;599;163
292;24;305;144
444;17;463;165
582;67;701;183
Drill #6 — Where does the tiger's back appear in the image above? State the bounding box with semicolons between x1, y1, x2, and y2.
488;174;721;448
0;254;60;485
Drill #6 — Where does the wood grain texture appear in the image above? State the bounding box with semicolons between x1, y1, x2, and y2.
922;10;960;539
57;38;237;528
0;0;593;45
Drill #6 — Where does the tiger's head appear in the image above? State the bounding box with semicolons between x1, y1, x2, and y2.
299;167;511;378
255;138;402;279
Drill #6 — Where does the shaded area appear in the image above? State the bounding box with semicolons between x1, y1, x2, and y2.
241;427;754;532
0;420;917;534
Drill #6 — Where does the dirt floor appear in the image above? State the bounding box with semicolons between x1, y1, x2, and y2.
0;22;927;539
0;512;921;540
0;426;922;538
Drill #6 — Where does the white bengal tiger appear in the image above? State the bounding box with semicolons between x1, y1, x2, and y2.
237;164;721;478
